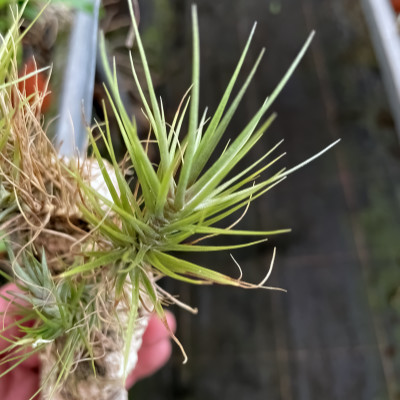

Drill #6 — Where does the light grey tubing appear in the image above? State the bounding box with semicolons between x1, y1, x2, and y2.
361;0;400;137
55;0;101;156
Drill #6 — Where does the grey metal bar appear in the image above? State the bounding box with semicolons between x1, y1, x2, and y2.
55;0;101;156
361;0;400;136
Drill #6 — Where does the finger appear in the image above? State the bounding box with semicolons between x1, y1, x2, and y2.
125;337;172;388
0;359;39;400
125;311;176;388
20;351;40;369
0;283;40;369
141;311;176;346
8;368;39;399
0;283;25;352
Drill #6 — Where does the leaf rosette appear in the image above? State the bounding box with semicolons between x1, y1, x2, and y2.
0;2;339;398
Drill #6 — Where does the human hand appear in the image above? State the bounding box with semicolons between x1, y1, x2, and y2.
0;283;175;400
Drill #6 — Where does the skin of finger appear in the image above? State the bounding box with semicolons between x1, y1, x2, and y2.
126;338;172;387
0;363;39;400
141;311;177;345
0;283;25;353
0;283;40;369
126;311;176;387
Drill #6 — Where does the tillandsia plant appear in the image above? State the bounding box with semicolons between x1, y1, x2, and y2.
0;2;339;400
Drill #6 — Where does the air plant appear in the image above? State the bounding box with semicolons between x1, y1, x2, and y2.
0;2;338;400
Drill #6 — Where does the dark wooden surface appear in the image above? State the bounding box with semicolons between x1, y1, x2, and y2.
130;0;400;399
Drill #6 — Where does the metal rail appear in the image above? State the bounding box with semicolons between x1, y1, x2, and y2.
361;0;400;136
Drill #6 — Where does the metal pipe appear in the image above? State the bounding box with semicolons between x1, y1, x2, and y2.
361;0;400;137
55;0;101;156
